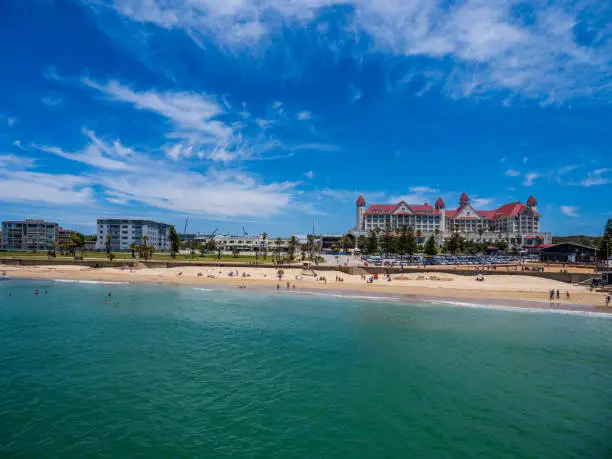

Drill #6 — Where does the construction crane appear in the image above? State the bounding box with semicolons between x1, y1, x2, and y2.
183;217;189;236
242;226;248;236
211;228;218;236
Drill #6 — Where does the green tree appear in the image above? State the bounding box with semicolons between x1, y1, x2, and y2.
129;242;137;258
275;237;282;263
598;218;612;261
382;221;396;255
367;230;379;254
424;235;437;256
105;233;112;255
307;234;315;259
169;225;180;258
70;232;86;260
495;240;509;251
288;235;298;261
396;225;407;259
108;252;116;262
447;231;462;255
47;248;56;260
357;235;368;253
262;232;268;260
206;239;217;252
341;235;353;253
406;226;416;258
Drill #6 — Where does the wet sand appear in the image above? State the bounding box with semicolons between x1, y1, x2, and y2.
2;264;609;311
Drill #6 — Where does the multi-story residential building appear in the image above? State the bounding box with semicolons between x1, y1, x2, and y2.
351;193;552;249
1;220;59;251
95;219;171;252
194;234;294;253
58;228;74;245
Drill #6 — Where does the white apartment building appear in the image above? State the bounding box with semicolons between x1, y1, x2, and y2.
95;219;171;252
194;234;295;253
1;219;59;251
351;193;552;248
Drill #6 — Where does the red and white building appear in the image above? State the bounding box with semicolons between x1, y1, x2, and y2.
352;193;552;248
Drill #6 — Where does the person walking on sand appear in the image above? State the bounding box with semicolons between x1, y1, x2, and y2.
549;289;554;302
606;295;611;307
566;291;570;300
556;289;560;300
287;281;290;290
277;284;280;293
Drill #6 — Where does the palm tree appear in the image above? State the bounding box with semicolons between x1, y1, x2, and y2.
168;225;180;258
129;242;137;258
262;232;268;261
288;235;298;261
275;237;282;263
105;233;112;255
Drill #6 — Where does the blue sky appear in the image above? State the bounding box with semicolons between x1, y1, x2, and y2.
1;0;611;236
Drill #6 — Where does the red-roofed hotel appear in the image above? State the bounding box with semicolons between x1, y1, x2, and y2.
352;193;552;248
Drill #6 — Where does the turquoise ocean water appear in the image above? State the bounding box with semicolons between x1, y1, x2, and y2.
1;279;611;458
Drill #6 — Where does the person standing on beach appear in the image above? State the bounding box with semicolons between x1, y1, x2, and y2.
277;284;280;293
549;289;554;302
606;295;610;307
556;289;560;300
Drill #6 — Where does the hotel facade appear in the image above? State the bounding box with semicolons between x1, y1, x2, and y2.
95;218;171;252
351;193;552;248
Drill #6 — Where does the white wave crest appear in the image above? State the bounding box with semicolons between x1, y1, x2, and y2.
298;291;401;302
53;279;129;285
426;300;612;319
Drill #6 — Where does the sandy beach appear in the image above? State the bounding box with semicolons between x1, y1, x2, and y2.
2;263;609;311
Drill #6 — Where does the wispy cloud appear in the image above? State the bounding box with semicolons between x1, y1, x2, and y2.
523;172;540;187
560;205;580;217
297;111;311;121
92;0;612;103
7;117;15;127
42;96;63;107
0;155;36;169
580;168;612;187
0;170;93;205
409;186;438;193
320;189;385;202
473;198;494;207
305;170;314;179
290;143;340;152
505;169;520;177
32;129;134;171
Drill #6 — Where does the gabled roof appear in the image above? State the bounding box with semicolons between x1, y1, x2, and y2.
459;192;470;202
364;204;396;215
356;195;366;206
434;197;445;209
527;195;537;205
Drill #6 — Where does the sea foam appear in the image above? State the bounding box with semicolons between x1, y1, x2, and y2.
52;279;129;285
426;300;612;319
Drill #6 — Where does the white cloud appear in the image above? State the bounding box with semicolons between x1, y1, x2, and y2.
290;143;340;152
98;169;296;218
409;186;438;193
580;168;611;187
505;169;520;177
0;155;36;169
320;189;385;202
42;96;63;107
94;0;612;103
523;172;540;187
7;117;15;127
297;111;311;120
560;205;579;217
32;129;133;171
0;170;93;205
522;156;529;164
305;170;314;179
473;198;494;207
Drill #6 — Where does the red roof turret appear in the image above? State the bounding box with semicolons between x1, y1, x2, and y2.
434;197;445;209
526;195;537;205
459;192;470;205
356;195;366;206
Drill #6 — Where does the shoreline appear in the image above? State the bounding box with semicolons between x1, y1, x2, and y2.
2;263;610;313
